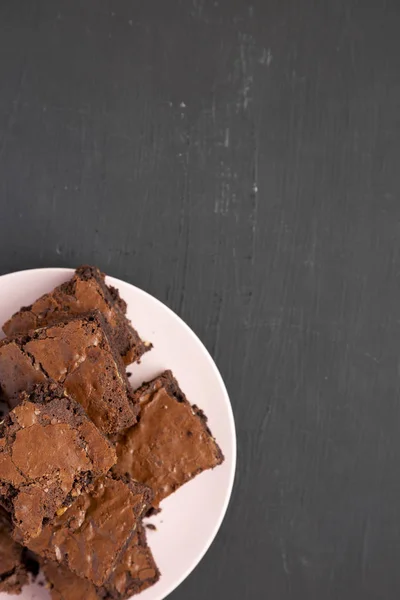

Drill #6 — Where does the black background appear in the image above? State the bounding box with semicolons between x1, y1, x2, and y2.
1;1;400;599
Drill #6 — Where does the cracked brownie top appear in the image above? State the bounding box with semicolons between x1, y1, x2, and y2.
113;370;224;507
0;311;138;435
40;523;160;600
3;265;151;366
26;474;153;587
0;383;116;543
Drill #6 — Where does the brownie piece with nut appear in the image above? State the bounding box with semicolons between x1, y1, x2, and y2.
0;383;116;544
113;370;224;507
3;265;150;365
0;507;29;594
25;474;153;587
41;525;160;600
0;312;138;435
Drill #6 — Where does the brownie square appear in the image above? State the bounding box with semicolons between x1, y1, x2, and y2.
113;370;224;507
3;265;151;365
0;507;29;594
0;312;138;434
41;525;160;600
25;474;153;587
102;525;160;599
0;383;116;543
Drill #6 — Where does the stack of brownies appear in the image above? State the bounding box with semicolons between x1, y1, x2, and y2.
0;266;224;599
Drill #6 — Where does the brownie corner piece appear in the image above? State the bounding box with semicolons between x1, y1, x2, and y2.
0;312;138;434
0;383;116;543
101;524;160;599
74;265;151;364
41;524;160;600
27;474;153;587
3;264;151;366
0;507;29;594
113;370;224;507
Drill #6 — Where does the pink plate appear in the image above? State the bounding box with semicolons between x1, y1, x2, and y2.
0;268;236;600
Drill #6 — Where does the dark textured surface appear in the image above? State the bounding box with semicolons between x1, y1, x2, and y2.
0;1;399;598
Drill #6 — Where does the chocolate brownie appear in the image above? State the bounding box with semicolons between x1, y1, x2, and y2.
25;475;153;587
40;560;98;600
0;383;116;543
102;525;160;599
0;312;138;434
0;507;28;594
113;370;224;507
41;526;160;600
3;265;151;365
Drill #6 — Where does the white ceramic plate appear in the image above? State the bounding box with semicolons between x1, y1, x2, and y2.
0;268;236;600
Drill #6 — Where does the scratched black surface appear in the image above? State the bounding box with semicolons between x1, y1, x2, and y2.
0;0;400;598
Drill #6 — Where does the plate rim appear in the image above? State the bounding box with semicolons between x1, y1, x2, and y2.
0;266;237;600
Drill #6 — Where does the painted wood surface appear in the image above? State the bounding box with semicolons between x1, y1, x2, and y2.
1;1;400;598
